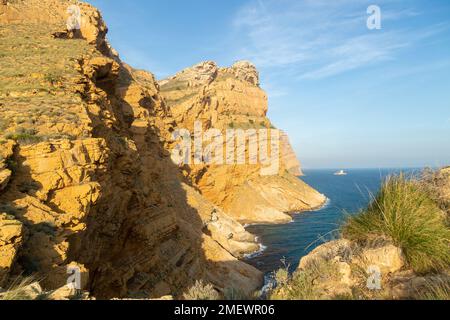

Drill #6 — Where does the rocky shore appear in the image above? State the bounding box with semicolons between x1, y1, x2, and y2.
0;0;325;299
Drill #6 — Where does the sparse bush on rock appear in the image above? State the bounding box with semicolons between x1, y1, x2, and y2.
343;174;450;273
182;281;220;300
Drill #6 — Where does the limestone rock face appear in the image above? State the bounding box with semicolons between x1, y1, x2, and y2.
0;169;11;192
0;141;15;192
280;131;303;176
181;184;260;257
227;61;260;86
160;62;326;224
0;214;23;286
0;0;262;299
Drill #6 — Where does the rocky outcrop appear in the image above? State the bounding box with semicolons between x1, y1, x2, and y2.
159;61;218;88
224;61;260;86
0;141;15;192
423;166;450;216
280;131;303;176
0;0;263;299
0;0;108;50
290;239;406;299
160;61;325;224
288;237;449;300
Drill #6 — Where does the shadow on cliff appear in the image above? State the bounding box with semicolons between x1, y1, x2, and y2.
0;147;69;288
64;64;262;299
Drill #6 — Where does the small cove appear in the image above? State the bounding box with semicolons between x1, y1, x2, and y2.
245;168;416;274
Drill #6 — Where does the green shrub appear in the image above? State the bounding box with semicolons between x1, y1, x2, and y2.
417;278;450;300
182;280;220;300
0;277;42;300
223;287;253;300
5;128;42;145
342;174;450;273
44;72;63;85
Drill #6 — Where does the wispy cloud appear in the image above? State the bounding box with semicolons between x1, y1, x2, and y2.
231;0;448;80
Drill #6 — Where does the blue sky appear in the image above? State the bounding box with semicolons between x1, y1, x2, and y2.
88;0;450;169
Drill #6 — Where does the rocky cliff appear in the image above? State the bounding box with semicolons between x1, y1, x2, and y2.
0;0;264;299
0;0;324;299
160;61;325;224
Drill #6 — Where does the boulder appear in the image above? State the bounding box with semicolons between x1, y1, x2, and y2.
299;240;353;270
354;245;405;275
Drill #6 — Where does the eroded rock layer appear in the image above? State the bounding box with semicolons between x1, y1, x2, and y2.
160;61;325;224
0;0;262;298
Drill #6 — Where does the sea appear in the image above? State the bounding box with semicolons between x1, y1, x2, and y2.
245;168;421;275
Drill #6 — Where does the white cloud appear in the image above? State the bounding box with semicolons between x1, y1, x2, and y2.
231;0;448;80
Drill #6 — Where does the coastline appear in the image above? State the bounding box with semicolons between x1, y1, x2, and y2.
243;196;331;260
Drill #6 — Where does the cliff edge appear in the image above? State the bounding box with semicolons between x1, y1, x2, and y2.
160;61;325;224
0;0;262;299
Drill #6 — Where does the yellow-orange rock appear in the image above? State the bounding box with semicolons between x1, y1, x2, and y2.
160;61;326;224
0;213;23;286
0;0;263;299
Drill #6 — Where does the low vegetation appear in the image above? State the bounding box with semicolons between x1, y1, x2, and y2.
5;128;43;144
342;174;450;273
164;92;197;108
269;259;340;300
0;23;89;142
0;277;41;300
417;278;450;300
159;79;190;92
181;281;253;300
182;280;220;300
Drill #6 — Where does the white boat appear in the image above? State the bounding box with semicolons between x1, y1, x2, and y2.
334;170;348;176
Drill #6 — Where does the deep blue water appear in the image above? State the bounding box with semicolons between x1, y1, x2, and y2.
245;168;418;274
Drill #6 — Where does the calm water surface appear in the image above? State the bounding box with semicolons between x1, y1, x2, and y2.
245;168;418;274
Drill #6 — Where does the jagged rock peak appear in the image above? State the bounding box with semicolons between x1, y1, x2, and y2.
227;60;260;86
159;60;260;87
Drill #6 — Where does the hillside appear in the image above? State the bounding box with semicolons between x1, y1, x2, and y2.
160;61;325;224
0;0;326;300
